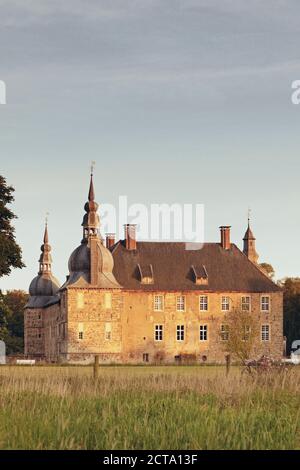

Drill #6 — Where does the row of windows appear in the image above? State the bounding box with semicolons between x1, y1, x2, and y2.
77;323;271;342
153;295;271;312
154;324;270;342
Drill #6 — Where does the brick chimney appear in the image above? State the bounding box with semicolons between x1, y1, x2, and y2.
106;233;115;249
220;226;231;250
124;224;137;250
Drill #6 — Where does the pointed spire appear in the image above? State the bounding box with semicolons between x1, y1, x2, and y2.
82;165;100;242
44;225;49;245
88;174;95;202
243;211;259;263
44;212;49;243
39;219;53;274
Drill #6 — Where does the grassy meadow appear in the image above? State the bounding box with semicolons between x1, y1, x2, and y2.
0;364;299;450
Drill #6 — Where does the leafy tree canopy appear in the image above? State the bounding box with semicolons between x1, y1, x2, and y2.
0;175;25;277
0;290;28;354
259;263;275;279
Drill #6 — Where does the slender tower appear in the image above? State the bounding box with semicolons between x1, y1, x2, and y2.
66;170;121;288
24;220;60;358
243;213;259;264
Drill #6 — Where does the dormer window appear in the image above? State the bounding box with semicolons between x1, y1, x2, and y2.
138;264;154;284
191;265;208;285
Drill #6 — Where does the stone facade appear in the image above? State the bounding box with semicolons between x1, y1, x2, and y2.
24;175;284;364
25;288;283;364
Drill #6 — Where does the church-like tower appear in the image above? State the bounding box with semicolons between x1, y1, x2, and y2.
243;218;259;264
24;222;60;358
64;173;121;288
26;222;60;307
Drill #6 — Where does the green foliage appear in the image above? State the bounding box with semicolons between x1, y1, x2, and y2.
0;366;299;449
259;263;275;279
280;278;300;354
221;308;259;363
0;175;25;278
0;290;28;354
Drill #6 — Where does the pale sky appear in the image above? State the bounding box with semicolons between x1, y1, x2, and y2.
1;0;300;291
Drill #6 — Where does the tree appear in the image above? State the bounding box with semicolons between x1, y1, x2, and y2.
0;175;25;277
279;278;300;355
259;263;275;280
0;290;28;354
221;308;259;363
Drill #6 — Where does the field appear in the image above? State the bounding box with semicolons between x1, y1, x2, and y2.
0;364;299;450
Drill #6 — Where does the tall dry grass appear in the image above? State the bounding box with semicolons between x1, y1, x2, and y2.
0;365;299;450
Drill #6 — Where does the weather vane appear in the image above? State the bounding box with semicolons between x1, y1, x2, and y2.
91;161;96;175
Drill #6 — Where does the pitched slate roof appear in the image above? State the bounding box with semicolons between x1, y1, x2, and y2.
110;241;281;292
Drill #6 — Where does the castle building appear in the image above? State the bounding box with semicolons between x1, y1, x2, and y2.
24;176;283;364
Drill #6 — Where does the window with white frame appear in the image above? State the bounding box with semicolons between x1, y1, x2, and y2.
220;324;229;341
199;325;208;341
221;296;230;311
154;295;164;312
154;324;163;341
176;325;185;341
261;296;270;312
199;296;208;311
241;296;251;311
261;324;270;341
176;296;186;312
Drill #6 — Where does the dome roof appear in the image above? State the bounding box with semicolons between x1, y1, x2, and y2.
29;273;60;297
68;244;90;273
68;240;114;275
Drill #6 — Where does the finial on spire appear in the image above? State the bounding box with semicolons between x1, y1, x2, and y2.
247;207;251;227
243;209;259;263
88;162;96;202
39;217;52;274
44;212;49;244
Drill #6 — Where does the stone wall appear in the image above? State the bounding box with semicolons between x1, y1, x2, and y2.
24;308;44;357
51;288;283;364
65;288;123;363
120;290;283;364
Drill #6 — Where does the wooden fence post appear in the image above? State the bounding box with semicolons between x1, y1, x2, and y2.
93;355;99;380
225;354;231;376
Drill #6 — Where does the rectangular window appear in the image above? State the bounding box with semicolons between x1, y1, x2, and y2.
199;325;208;341
105;322;112;340
261;296;270;312
243;326;251;341
221;296;230;311
154;324;163;341
77;293;84;309
261;325;270;341
104;293;112;309
220;324;229;341
176;325;185;341
154;295;164;312
199;296;208;311
241;296;251;311
78;322;84;340
176;296;186;312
